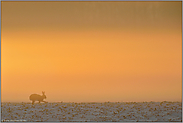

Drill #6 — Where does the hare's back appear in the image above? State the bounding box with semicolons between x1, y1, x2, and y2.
29;94;41;101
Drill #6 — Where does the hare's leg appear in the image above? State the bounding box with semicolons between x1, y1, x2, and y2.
32;101;35;105
42;101;47;103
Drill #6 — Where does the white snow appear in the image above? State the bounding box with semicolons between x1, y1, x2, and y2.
1;101;182;122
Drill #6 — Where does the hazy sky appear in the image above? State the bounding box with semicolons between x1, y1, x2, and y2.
2;1;182;102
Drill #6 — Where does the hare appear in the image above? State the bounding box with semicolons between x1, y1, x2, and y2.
29;91;47;104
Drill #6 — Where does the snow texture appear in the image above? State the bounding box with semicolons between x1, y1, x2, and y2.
1;101;182;122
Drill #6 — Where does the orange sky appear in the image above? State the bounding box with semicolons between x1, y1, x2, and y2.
1;1;182;102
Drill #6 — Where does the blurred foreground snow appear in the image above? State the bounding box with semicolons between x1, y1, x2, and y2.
1;101;182;122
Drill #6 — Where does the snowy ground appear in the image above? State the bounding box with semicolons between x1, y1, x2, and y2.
1;101;182;122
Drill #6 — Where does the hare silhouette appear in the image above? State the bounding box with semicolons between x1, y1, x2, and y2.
29;91;47;104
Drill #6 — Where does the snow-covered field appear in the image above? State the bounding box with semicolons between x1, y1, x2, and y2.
1;101;182;122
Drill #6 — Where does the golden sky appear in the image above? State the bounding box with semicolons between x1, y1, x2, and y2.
1;1;182;102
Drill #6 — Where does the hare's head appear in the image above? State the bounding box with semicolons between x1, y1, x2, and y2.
42;91;46;99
